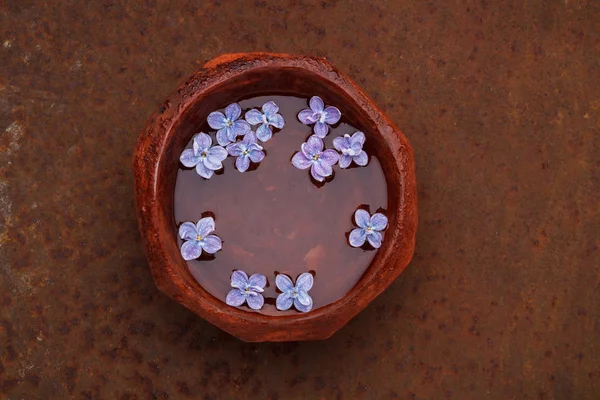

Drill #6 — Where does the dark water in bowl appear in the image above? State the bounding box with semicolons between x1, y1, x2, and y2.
173;95;388;315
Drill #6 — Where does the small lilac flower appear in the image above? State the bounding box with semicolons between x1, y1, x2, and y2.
297;96;342;138
349;209;388;249
226;132;265;173
275;273;313;313
291;135;339;182
225;270;267;310
179;133;228;179
333;131;368;168
244;101;285;142
207;103;251;146
178;217;223;260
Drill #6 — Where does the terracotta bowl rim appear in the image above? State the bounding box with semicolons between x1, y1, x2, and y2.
133;52;417;341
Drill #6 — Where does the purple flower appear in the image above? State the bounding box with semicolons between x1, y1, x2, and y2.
244;101;285;142
207;103;251;146
225;270;267;310
333;131;368;168
275;272;313;313
226;132;265;172
291;136;339;182
178;217;223;260
179;132;228;179
297;96;341;138
349;209;388;249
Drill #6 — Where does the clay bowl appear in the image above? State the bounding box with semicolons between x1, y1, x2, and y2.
132;53;417;342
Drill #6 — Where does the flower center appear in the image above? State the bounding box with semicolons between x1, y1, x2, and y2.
318;112;326;123
196;234;203;241
243;149;249;155
226;120;233;127
366;225;372;232
312;154;320;161
200;151;207;158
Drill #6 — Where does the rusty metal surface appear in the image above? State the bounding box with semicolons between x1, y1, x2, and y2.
1;0;599;398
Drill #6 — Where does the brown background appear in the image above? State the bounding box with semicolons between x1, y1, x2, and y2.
1;1;599;399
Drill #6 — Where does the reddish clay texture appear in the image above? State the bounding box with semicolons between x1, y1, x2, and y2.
133;53;418;342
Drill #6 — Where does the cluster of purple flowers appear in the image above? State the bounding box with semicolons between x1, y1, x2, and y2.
176;95;390;314
291;96;369;182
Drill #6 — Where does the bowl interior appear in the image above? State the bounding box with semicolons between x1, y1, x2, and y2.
155;66;402;314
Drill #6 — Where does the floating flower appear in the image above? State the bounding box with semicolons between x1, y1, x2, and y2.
333;131;368;168
226;132;265;172
349;209;388;249
178;217;223;260
297;96;341;138
275;272;314;313
179;132;228;179
244;101;285;142
225;270;267;310
291;135;339;182
207;103;251;146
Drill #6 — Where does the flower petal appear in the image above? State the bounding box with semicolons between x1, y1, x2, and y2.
320;149;339;166
367;231;383;248
339;154;352;169
312;159;333;177
354;209;371;228
203;156;223;171
323;106;341;124
276;292;294;311
244;131;258;145
275;274;294;292
310;166;325;182
370;213;388;231
180;149;201;168
351;131;366;146
256;123;272;142
225;289;246;307
231;270;249;289
195;162;214;179
248;149;265;163
267;113;285;129
178;222;197;240
332;136;349;152
208;145;228;162
354;150;368;166
302;135;324;158
248;273;267;290
207;111;227;129
298;109;317;124
181;240;202;260
216;128;231;146
291;152;312;170
246;293;264;310
194;132;212;151
201;234;222;254
262;101;279;115
196;217;215;237
224;103;241;121
227;142;245;157
313;121;329;138
349;228;367;248
231;120;251;138
296;272;313;291
295;290;310;306
294;296;313;313
235;155;250;172
309;96;324;112
244;109;263;125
